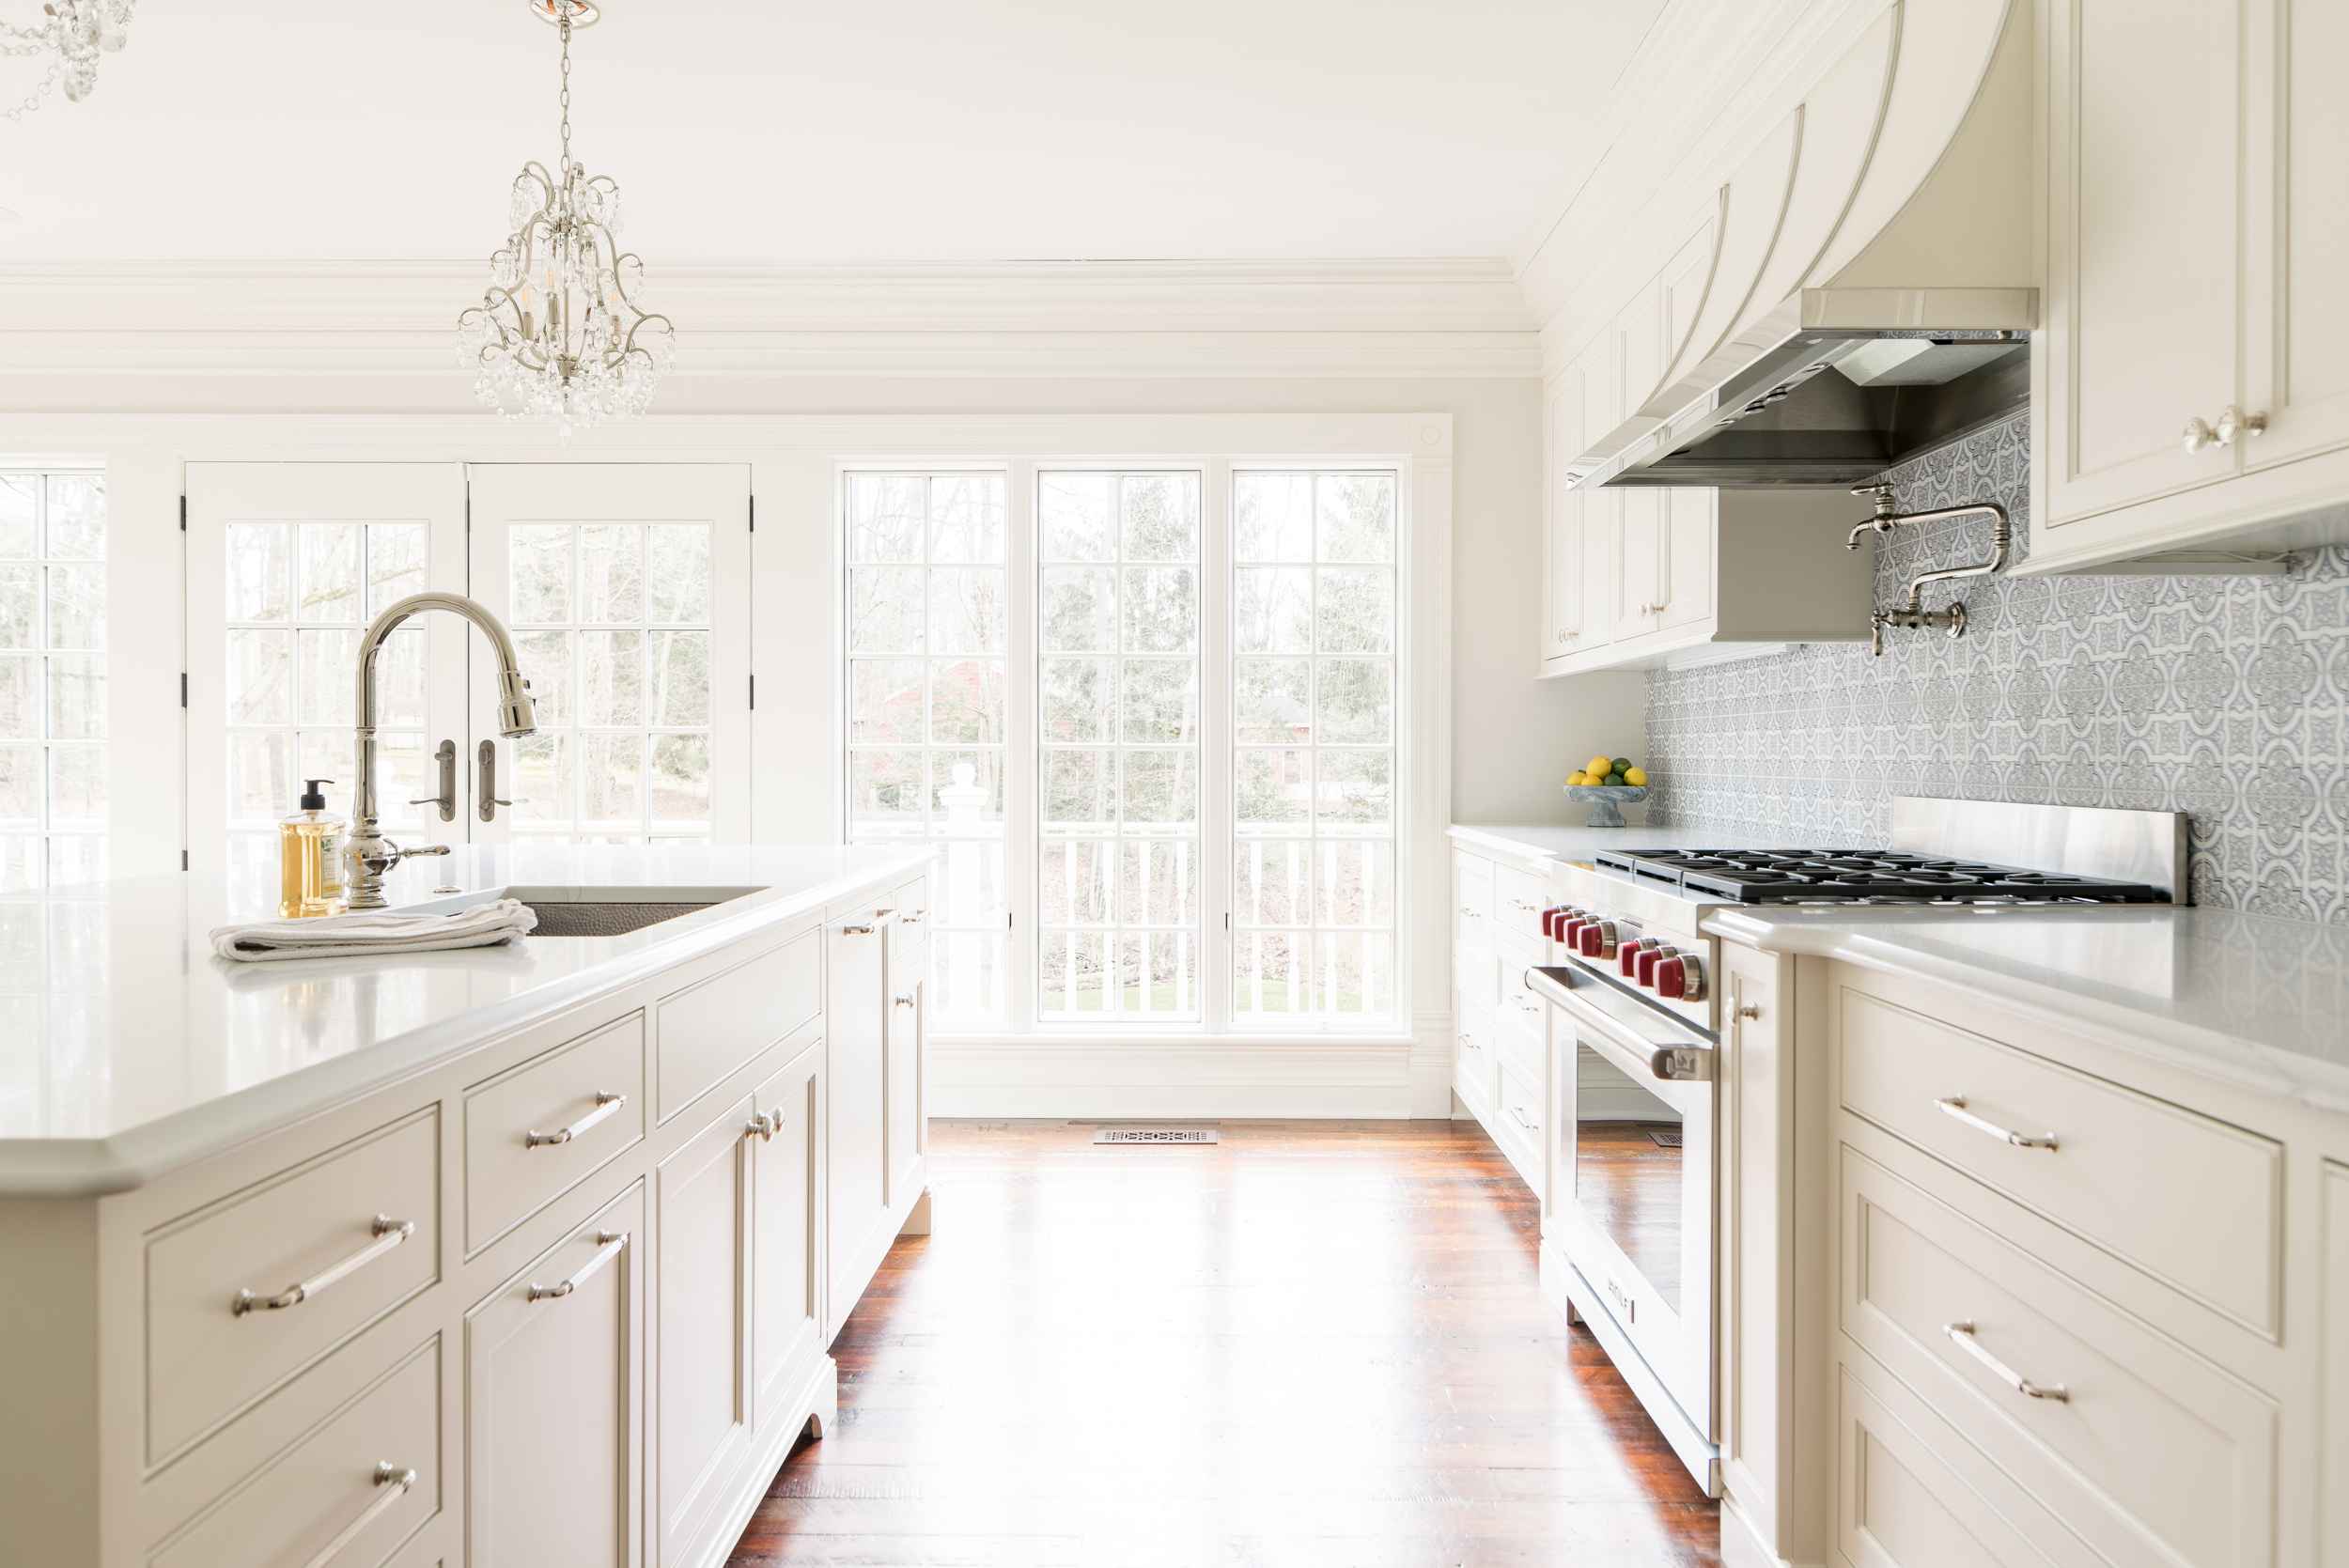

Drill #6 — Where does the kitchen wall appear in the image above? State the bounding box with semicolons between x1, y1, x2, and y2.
1645;411;2349;923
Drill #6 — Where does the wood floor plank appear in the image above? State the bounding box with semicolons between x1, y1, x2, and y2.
728;1118;1720;1566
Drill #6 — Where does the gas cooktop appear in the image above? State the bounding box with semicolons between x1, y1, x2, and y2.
1590;846;2172;906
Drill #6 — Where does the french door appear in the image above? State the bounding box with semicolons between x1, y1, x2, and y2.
467;465;751;847
186;464;471;906
187;462;750;909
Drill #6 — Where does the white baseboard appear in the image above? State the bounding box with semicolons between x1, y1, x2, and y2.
1720;1496;1812;1568
929;1037;1423;1119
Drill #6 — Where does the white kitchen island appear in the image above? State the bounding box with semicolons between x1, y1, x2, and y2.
0;841;936;1568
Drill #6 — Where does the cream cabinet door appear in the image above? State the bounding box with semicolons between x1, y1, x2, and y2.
2042;0;2248;528
656;1095;754;1567
1614;488;1663;639
1657;487;1715;632
1579;487;1618;651
885;908;926;1206
2244;0;2349;472
751;1043;823;1433
1544;380;1587;661
466;1183;646;1568
2324;1162;2348;1565
827;910;890;1319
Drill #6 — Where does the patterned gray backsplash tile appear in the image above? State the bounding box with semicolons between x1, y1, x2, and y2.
1644;411;2349;923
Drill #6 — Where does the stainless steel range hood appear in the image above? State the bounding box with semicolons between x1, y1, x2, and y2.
1610;324;2031;488
1561;0;2037;490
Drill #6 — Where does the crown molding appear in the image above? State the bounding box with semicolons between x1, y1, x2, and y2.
0;257;1543;387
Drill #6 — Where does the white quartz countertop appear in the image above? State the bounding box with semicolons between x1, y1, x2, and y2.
1704;904;2349;1115
1447;821;1777;863
0;841;935;1195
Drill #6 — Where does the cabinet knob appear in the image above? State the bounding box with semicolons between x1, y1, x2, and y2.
2182;415;2218;453
2216;405;2268;446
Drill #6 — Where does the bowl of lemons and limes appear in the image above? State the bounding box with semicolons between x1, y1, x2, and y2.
1563;753;1651;828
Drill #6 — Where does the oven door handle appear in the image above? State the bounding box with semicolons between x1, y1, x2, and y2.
1524;965;1715;1083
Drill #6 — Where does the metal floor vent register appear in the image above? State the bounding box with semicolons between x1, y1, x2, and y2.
1093;1127;1221;1145
1648;1127;1685;1150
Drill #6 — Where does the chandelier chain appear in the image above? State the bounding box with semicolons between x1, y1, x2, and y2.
556;8;571;173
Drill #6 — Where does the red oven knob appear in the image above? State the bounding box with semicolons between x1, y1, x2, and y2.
1543;906;1569;939
1635;943;1675;988
1556;909;1584;943
1619;937;1657;977
1579;919;1619;959
1657;951;1708;1000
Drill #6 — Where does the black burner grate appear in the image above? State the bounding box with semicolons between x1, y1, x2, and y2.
1591;846;2169;905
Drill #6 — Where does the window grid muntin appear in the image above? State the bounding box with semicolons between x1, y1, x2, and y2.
1230;469;1398;1025
843;472;1009;1027
1036;469;1203;1022
0;471;107;891
507;521;716;845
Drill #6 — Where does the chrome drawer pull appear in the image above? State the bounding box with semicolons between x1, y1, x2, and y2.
840;922;879;936
897;909;926;925
233;1215;415;1316
1944;1320;2067;1402
1507;1104;1537;1132
1935;1095;2058;1151
298;1462;418;1568
528;1231;629;1302
894;993;917;1008
525;1091;627;1148
745;1110;779;1142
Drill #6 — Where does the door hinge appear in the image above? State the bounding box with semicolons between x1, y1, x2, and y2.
179;672;188;708
748;675;754;710
748;495;755;533
178;495;187;532
180;849;190;871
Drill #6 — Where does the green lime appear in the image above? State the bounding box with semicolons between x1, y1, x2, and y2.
1610;757;1634;776
1605;772;1626;786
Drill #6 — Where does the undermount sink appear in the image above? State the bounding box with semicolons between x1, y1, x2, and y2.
521;900;720;937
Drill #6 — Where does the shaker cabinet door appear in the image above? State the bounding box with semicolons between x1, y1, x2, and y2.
466;1183;646;1568
827;910;892;1320
751;1042;824;1432
2042;0;2248;528
656;1096;754;1567
2244;0;2349;472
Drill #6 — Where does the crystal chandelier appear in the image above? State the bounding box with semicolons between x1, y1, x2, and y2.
1;0;135;121
458;0;674;429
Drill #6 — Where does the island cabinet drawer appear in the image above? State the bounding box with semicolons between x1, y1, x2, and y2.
1454;851;1494;946
656;925;821;1123
146;1109;439;1466
1842;1145;2279;1568
149;1336;440;1568
463;1012;647;1254
1837;987;2283;1334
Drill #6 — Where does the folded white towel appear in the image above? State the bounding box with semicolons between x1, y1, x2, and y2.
211;898;539;963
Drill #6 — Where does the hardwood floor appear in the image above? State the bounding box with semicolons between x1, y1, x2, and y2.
1573;1121;1687;1309
729;1119;1721;1567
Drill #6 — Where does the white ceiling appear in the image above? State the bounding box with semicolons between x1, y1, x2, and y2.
0;0;1663;265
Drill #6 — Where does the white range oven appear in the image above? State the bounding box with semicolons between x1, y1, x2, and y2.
1509;798;2189;1495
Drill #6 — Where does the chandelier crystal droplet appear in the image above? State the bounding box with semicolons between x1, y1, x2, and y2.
0;0;136;121
457;4;674;428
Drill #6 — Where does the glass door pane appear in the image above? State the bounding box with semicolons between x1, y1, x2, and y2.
1036;471;1202;1022
0;472;108;890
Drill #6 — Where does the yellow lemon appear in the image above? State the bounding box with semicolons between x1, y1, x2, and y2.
1568;770;1589;787
1624;766;1648;787
1587;754;1612;779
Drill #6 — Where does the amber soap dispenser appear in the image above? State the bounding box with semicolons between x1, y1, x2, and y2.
278;777;348;918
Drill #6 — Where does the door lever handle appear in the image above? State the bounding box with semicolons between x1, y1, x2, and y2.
409;739;458;822
477;739;515;822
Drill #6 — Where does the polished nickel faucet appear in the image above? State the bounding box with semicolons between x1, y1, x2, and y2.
1844;481;2014;657
344;592;537;910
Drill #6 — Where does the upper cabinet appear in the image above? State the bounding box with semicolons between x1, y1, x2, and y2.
1538;481;1873;676
2031;0;2349;570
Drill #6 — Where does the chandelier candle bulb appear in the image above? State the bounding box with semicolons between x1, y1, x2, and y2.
457;0;674;428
